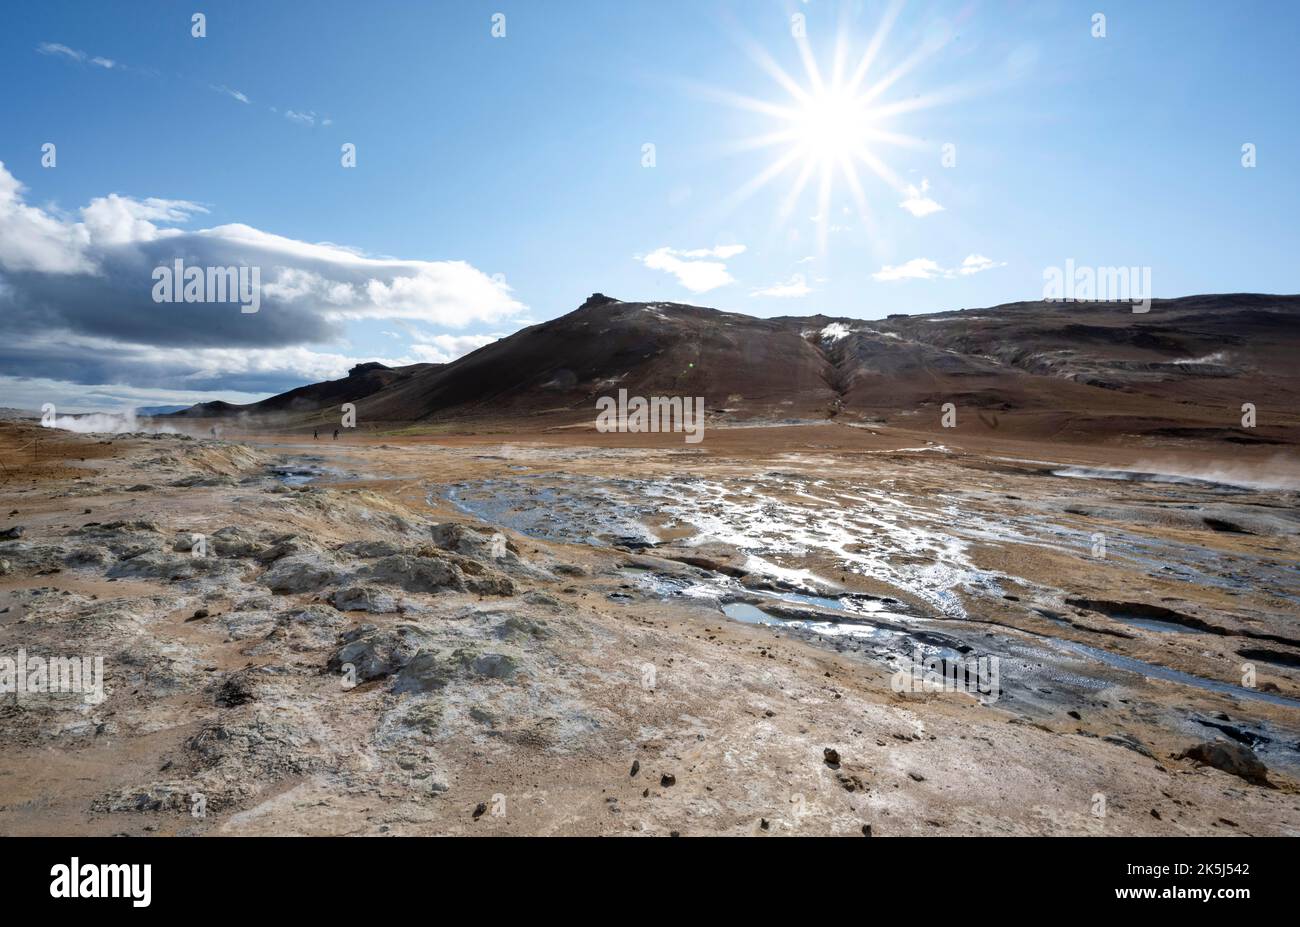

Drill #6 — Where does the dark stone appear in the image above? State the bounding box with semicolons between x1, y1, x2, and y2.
1179;741;1272;787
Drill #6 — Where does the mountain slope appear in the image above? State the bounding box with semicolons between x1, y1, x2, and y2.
168;292;1300;442
171;361;440;421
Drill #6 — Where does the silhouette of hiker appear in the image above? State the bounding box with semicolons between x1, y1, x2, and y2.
313;428;318;440
333;429;339;441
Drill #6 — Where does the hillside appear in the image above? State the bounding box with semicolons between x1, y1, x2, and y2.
166;293;1300;443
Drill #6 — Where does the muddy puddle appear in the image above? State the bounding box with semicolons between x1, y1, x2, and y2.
438;471;1300;771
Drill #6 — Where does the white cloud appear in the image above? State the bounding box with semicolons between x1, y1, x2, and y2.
873;253;1005;282
37;43;117;70
0;162;525;396
80;193;208;246
285;110;318;126
0;165;94;273
405;333;500;363
898;178;944;217
639;244;746;293
751;273;812;298
958;253;1006;275
873;258;947;281
213;85;250;104
37;42;86;63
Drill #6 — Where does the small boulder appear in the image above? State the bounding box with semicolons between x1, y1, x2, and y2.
261;553;343;594
1179;741;1272;787
331;585;399;613
328;624;436;683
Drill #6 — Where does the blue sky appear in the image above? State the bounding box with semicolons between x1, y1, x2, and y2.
1;0;1297;411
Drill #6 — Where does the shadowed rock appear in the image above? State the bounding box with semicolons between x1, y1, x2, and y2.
1179;741;1272;787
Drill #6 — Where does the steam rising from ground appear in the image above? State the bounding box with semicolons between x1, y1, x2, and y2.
42;409;196;436
1054;458;1300;492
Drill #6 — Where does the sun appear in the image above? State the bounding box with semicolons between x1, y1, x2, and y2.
706;6;962;251
789;87;874;165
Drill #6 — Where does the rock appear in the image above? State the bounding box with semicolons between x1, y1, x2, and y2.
760;818;770;831
470;653;517;680
95;783;191;814
495;615;549;641
1067;710;1082;720
258;536;318;562
391;650;449;694
107;551;204;581
328;624;436;683
660;773;676;787
908;771;926;782
521;590;560;609
0;526;24;540
1103;732;1155;758
207;526;270;558
1179;741;1272;787
64;546;112;567
261;553;343;594
823;747;840;767
192;608;210;620
330;585;399;613
430;522;516;560
337;539;406;559
862;824;873;837
630;759;640;777
364;554;462;593
473;802;488;819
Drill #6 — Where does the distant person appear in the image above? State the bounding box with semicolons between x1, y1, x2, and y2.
313;428;318;440
333;429;339;441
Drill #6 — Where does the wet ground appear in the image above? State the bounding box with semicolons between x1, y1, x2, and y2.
439;449;1300;776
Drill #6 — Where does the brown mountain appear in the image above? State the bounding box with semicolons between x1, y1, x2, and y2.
169;292;1300;443
173;361;440;421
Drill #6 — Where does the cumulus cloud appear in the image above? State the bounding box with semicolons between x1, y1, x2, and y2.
639;244;746;293
873;253;1005;282
898;178;944;217
405;333;500;364
0;162;523;399
751;273;812;298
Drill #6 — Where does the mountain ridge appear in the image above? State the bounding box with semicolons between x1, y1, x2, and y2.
163;292;1300;443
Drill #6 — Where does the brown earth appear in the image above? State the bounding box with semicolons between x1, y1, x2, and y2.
1;417;1296;836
